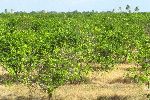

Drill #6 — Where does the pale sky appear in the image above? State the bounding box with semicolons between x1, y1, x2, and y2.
0;0;149;12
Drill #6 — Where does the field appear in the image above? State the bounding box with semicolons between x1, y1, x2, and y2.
1;12;150;99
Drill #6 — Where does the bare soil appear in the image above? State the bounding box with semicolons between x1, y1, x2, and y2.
0;64;149;100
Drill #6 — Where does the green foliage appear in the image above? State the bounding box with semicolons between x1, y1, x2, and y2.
1;12;150;94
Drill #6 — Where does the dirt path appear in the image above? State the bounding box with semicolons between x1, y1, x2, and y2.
0;64;149;100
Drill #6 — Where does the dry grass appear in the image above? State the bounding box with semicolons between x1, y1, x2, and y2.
0;65;48;100
52;64;149;100
0;84;48;100
0;64;149;100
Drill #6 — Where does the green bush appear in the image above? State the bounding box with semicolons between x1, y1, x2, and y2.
1;12;150;95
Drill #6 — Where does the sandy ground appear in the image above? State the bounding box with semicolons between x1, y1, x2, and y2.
0;64;149;100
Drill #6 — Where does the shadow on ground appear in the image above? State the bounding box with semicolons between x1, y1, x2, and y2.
97;95;128;100
0;74;17;85
108;77;134;84
96;94;148;100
